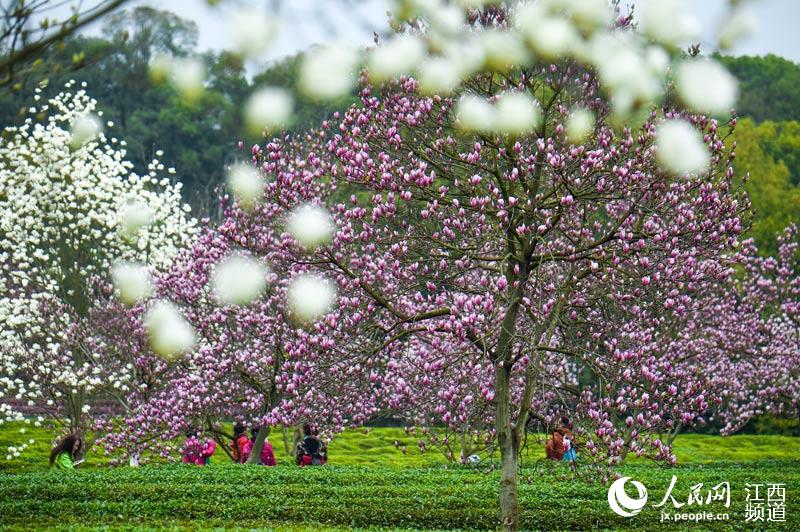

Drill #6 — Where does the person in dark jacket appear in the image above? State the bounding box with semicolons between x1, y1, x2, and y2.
296;423;327;466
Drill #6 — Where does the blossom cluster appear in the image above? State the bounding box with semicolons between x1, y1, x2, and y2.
0;82;196;435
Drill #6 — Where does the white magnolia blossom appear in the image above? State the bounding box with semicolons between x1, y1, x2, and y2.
145;300;196;359
70;113;102;148
300;44;360;101
565;107;594;142
244;87;294;134
288;275;337;323
286;204;335;249
417;56;462;95
226;9;277;59
718;6;758;50
119;200;155;240
494;91;541;135
455;94;495;132
655;119;711;176
367;35;426;83
560;0;611;34
168;57;205;103
590;32;664;119
211;255;269;306
0;83;196;435
441;36;486;78
480;29;529;72
640;0;699;47
515;5;577;59
227;163;265;211
112;262;154;305
676;59;739;116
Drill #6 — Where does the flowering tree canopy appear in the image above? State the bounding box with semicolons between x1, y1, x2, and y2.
0;82;196;437
101;138;385;463
712;225;800;434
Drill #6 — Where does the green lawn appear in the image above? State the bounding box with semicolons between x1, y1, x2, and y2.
1;423;798;530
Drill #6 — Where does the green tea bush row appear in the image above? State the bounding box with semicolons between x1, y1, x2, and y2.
1;461;798;530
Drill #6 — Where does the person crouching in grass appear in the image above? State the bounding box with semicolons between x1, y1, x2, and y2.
50;433;84;470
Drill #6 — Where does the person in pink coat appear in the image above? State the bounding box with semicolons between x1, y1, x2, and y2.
249;427;277;466
182;429;216;465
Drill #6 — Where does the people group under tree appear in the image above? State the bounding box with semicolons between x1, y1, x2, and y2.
231;423;276;465
50;422;329;469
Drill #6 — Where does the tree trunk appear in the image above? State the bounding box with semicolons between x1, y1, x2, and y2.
459;431;469;464
496;363;520;530
282;425;292;456
246;425;270;465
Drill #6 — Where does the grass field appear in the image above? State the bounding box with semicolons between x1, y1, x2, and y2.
1;423;798;530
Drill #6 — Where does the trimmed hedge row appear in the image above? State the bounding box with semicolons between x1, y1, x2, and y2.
1;461;798;530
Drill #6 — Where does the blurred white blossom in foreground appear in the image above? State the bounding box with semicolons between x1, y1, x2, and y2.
288;275;337;323
227;164;265;211
226;9;277;59
145;300;196;359
566;108;594;143
112;262;154;305
287;204;335;249
211;255;269;306
655;119;710;176
119;201;155;240
244;87;293;135
676;59;739;117
300;44;360;101
168;57;205;104
70;113;102;148
367;35;425;83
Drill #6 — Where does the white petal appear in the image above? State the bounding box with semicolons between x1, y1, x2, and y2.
169;57;205;103
655;119;710;176
227;9;277;58
287;204;334;249
676;59;738;116
112;262;153;305
455;94;495;132
227;164;265;211
494;91;541;134
566;107;594;142
718;7;757;50
288;275;337;323
145;300;195;359
244;87;293;134
367;35;426;83
300;44;360;101
211;255;269;306
640;0;699;47
71;113;102;148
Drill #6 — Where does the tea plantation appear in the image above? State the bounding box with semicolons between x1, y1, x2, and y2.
1;425;798;530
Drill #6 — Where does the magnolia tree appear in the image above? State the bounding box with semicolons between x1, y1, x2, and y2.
709;225;799;433
244;2;756;524
0;82;196;447
101;138;388;464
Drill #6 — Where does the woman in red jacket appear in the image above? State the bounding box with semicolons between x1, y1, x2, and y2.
231;423;251;464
